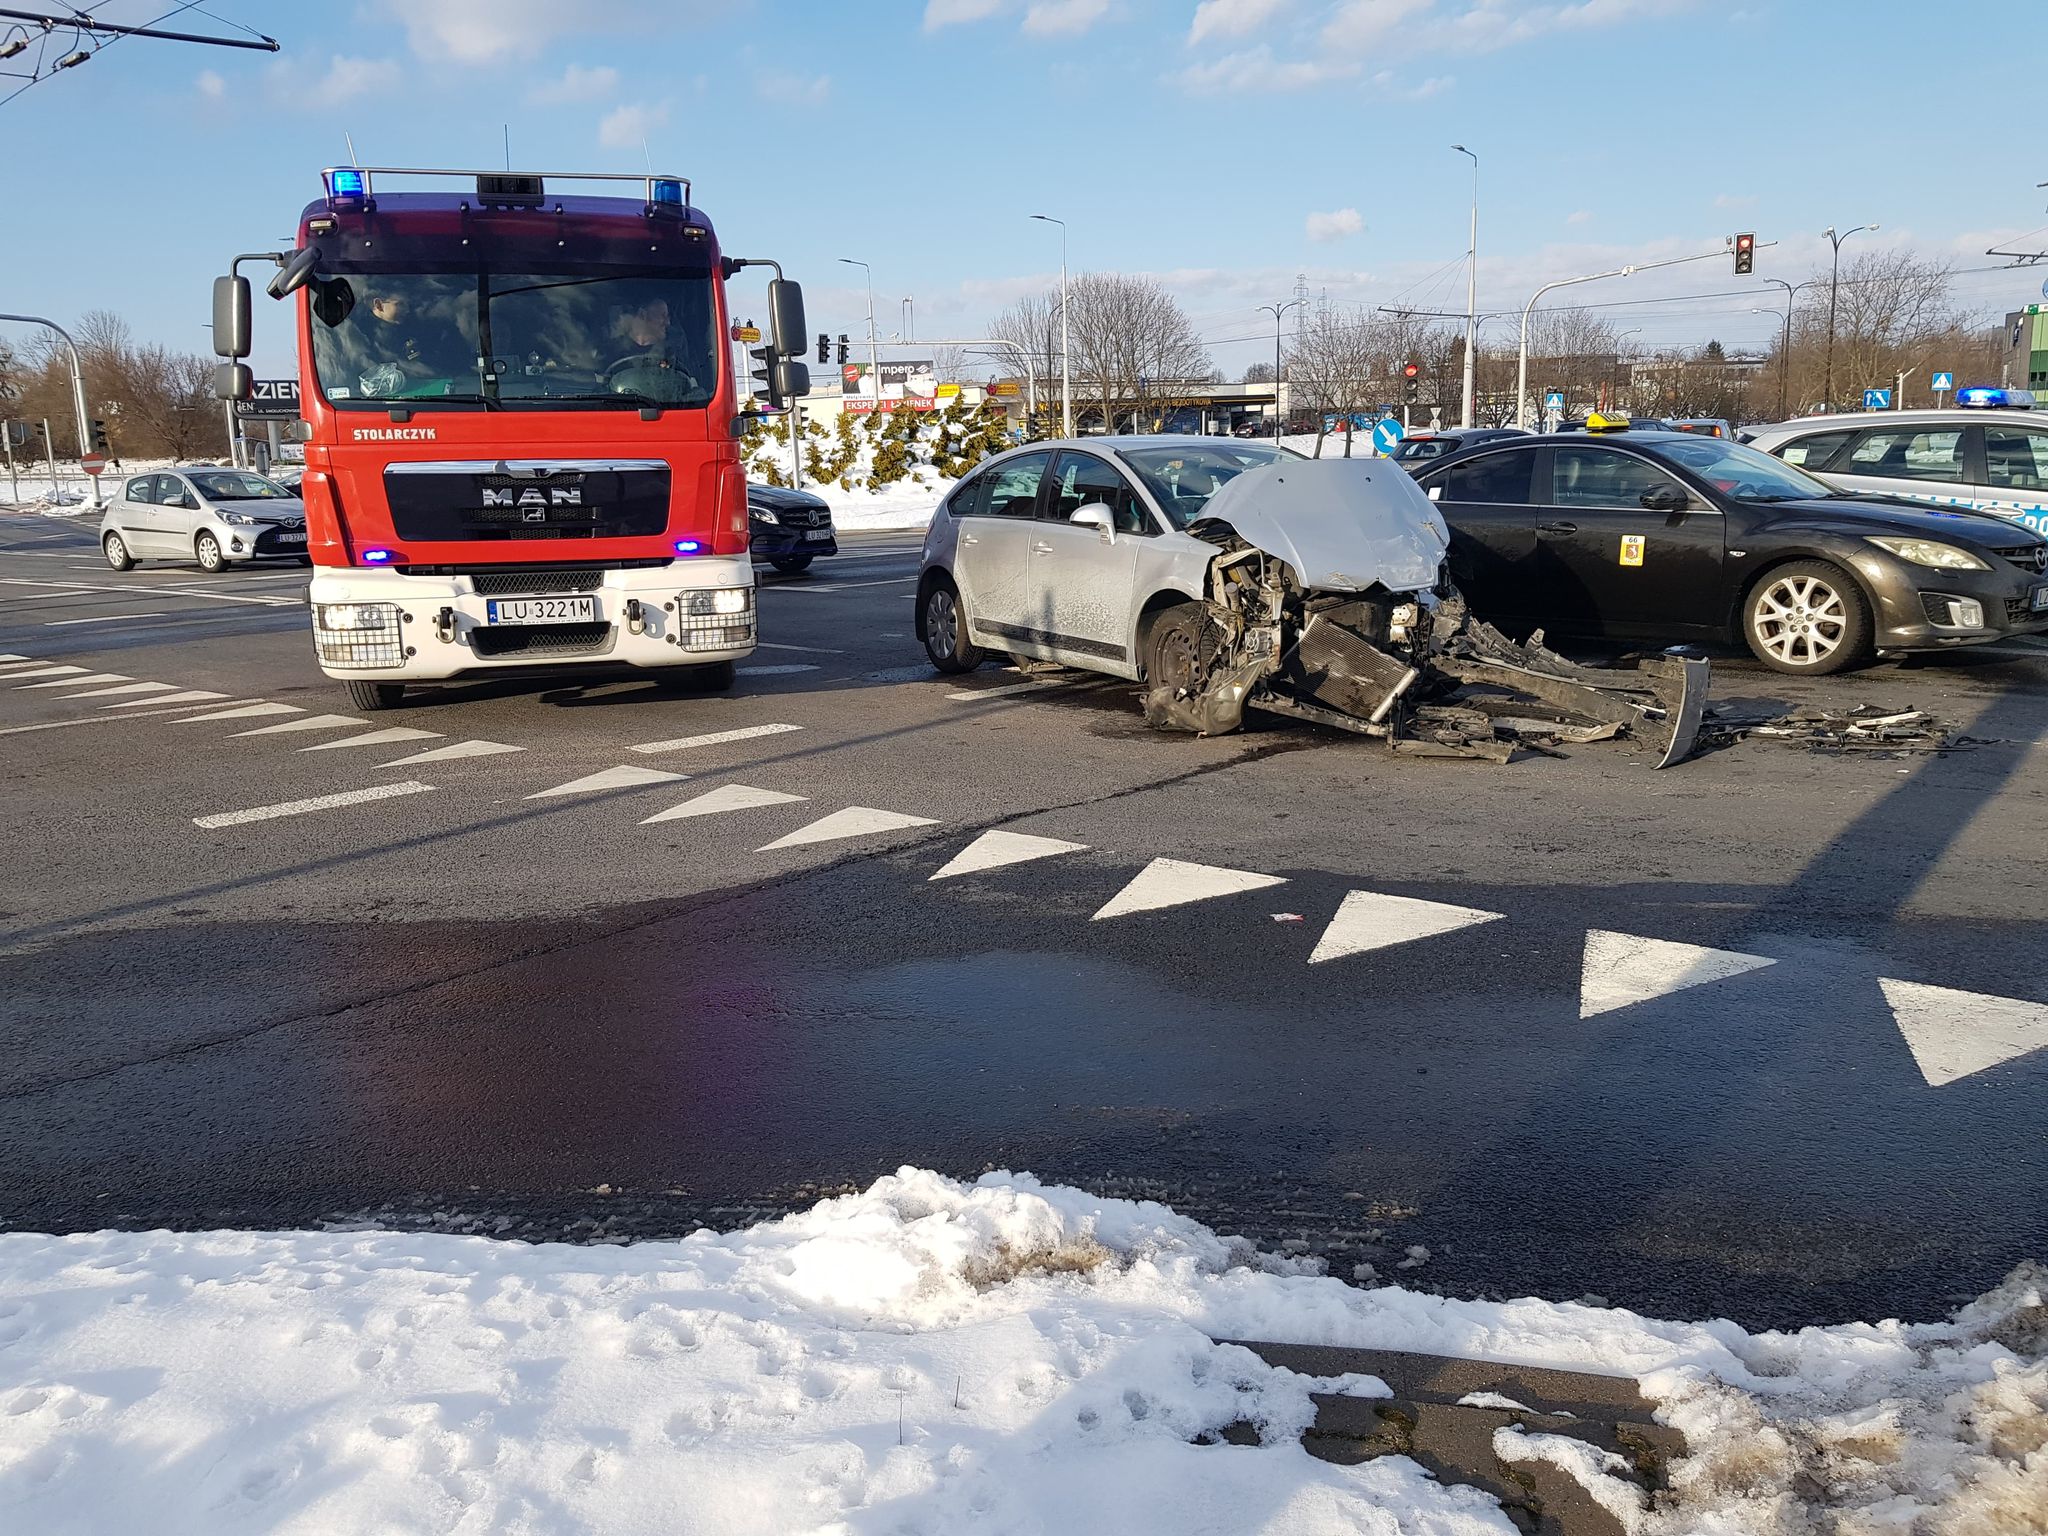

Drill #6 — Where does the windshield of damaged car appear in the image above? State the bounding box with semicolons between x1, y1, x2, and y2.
306;267;719;410
1651;437;1833;501
1121;445;1287;527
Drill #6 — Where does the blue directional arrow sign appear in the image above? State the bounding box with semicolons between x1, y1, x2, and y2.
1372;417;1405;454
1863;388;1891;410
1931;371;1954;392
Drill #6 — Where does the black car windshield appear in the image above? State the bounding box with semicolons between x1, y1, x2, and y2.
188;470;292;501
1392;438;1457;461
1649;436;1833;500
307;268;719;411
1119;444;1289;527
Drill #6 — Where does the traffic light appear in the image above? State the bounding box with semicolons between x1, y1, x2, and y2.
1733;232;1755;276
91;418;110;454
1404;379;1420;404
1402;361;1420;380
749;345;779;407
837;334;850;366
816;332;829;364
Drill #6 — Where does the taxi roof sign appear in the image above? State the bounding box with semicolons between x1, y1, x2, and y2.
1583;411;1630;432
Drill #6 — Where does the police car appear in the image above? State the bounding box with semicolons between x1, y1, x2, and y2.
1745;388;2048;535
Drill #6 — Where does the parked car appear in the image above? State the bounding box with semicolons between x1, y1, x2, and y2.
1670;418;1737;439
1389;427;1530;470
268;464;306;492
1556;416;1672;433
1744;398;2048;536
1410;418;2048;674
99;467;308;572
747;482;838;574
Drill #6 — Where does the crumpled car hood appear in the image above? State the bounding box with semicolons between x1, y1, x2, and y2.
1199;459;1449;593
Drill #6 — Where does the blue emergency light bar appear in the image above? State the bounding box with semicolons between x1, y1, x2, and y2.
651;178;684;206
317;165;692;212
1955;386;2036;410
325;167;366;205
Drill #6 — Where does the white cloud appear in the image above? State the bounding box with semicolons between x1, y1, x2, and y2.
1367;67;1452;97
1190;0;1291;44
598;101;670;150
1567;209;1592;225
1713;192;1758;210
274;55;401;108
1023;0;1111;34
196;70;224;100
1306;208;1364;242
376;0;690;64
1320;0;1435;51
757;70;831;106
535;64;619;103
1179;45;1357;92
924;0;1007;27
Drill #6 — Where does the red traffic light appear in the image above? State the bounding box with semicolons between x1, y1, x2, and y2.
1402;361;1420;379
1735;233;1754;252
1733;231;1755;276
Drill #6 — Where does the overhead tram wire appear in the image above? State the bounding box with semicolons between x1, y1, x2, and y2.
0;2;276;107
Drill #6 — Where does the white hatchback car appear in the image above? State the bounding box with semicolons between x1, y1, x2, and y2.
100;467;309;572
1745;405;2048;536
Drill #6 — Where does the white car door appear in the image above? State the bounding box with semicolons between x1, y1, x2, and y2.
1977;422;2048;535
1026;450;1147;677
1822;424;1970;510
125;474;180;554
957;450;1051;653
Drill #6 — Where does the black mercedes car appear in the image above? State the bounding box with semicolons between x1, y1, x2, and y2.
1410;422;2048;674
747;482;838;575
1389;426;1530;471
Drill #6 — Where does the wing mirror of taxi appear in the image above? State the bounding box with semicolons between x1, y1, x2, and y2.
1640;485;1688;512
1070;503;1115;540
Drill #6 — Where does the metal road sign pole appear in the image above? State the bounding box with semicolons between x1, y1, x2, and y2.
41;417;58;498
4;427;17;503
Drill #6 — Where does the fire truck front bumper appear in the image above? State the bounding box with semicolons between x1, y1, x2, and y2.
305;558;757;682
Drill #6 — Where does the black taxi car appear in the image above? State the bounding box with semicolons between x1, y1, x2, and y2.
1409;415;2048;674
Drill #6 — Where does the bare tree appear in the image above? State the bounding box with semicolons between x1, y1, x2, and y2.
989;273;1211;434
986;290;1066;436
1241;360;1275;384
1285;308;1375;455
1777;249;1964;413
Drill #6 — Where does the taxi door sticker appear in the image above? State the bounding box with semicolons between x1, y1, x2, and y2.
1619;535;1645;567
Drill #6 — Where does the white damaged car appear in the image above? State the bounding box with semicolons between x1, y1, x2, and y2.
916;436;1709;766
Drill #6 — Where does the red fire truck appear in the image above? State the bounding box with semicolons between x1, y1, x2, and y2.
211;165;807;710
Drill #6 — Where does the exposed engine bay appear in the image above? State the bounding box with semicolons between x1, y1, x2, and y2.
1138;460;1709;767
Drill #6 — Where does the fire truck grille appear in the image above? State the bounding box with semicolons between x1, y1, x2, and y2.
469;569;607;596
468;621;614;658
384;462;670;542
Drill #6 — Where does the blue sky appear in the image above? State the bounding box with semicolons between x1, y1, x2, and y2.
4;0;2044;378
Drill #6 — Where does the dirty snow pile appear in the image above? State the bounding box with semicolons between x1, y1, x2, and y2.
0;1170;2041;1536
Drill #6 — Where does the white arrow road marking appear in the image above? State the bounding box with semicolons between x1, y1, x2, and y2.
736;664;820;676
1092;857;1287;921
641;784;805;824
0;653;27;661
299;727;442;752
758;806;939;852
102;690;229;709
17;672;131;688
1579;930;1776;1019
946;681;1058;702
61;681;179;699
192;780;434;830
45;612;168;625
378;740;526;768
1309;890;1505;964
629;722;803;755
526;765;686;798
175;702;304;724
930;830;1089;881
232;714;368;736
6;665;91;681
1878;978;2048;1087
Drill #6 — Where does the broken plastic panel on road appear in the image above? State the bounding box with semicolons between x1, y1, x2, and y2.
1138;459;1710;768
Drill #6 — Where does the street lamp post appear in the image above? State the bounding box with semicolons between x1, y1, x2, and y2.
1822;223;1877;411
0;312;99;506
1452;144;1478;429
902;297;913;344
837;258;879;412
1756;277;1801;420
1516;266;1636;429
1031;214;1072;437
1256;299;1302;437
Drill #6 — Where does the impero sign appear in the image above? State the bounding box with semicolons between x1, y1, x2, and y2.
234;378;302;420
841;360;939;413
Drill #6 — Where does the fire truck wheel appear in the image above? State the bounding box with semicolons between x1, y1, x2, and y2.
343;680;406;711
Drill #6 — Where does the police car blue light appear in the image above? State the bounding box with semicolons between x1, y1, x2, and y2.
1955;386;2036;410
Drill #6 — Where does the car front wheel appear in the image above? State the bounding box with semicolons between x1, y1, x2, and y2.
194;531;226;573
768;553;813;575
103;531;134;571
1743;560;1870;675
920;577;984;674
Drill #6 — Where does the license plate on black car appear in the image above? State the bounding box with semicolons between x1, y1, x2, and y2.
2031;585;2048;611
486;596;597;625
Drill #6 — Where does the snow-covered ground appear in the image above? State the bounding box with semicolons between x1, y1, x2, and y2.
1;1170;2039;1535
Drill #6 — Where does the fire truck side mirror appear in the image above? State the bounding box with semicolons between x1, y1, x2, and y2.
212;362;253;402
267;246;321;301
212;275;251;358
767;279;805;359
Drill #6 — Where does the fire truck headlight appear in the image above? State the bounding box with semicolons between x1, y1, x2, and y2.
312;602;405;668
316;602;396;631
682;587;752;617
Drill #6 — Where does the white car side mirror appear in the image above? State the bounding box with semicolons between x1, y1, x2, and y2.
1070;503;1115;541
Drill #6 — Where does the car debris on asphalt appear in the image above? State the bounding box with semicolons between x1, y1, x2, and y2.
1698;702;1982;756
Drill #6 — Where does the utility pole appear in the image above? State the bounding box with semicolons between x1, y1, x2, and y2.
1257;299;1302;437
837;257;879;418
40;417;57;498
1822;223;1876;411
1756;278;1800;420
3;424;17;502
1032;214;1072;437
1453;144;1478;429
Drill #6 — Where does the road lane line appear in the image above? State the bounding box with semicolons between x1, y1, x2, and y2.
299;726;441;751
758;577;918;592
60;681;180;699
379;740;524;767
737;664;819;676
0;577;295;608
18;672;131;689
0;705;265;735
641;784;804;823
233;714;369;736
629;722;803;755
6;665;91;681
175;702;304;723
45;612;168;625
947;681;1058;702
756;641;848;655
103;689;229;709
527;765;686;798
192;780;435;830
757;806;938;852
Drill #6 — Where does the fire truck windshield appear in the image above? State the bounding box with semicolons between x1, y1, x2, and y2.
306;267;719;411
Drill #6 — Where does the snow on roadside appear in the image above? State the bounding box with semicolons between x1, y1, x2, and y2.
0;1168;2040;1535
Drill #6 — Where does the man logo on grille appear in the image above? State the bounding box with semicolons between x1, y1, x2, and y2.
483;486;584;509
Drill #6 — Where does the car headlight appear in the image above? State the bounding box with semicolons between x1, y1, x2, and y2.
751;507;780;526
1866;537;1988;571
315;602;396;630
220;510;260;527
682;587;752;616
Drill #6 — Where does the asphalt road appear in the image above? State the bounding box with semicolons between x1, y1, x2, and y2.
3;508;2046;1329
